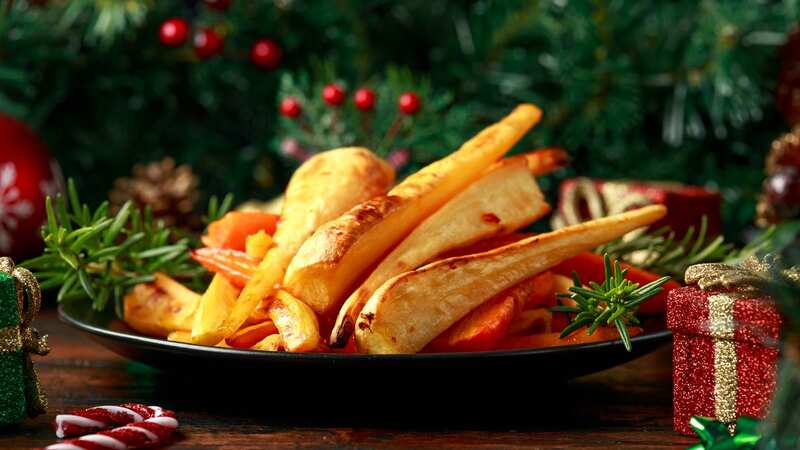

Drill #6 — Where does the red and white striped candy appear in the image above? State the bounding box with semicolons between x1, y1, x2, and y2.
45;414;179;450
53;404;171;438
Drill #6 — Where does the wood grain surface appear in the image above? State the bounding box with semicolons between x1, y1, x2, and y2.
1;308;696;449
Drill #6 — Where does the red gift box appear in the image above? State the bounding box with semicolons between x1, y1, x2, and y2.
553;178;721;237
667;286;782;435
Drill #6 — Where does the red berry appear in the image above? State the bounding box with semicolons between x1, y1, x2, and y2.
159;18;189;47
250;39;282;69
204;0;231;11
193;28;224;59
354;88;376;111
280;97;302;118
322;84;346;106
398;92;420;115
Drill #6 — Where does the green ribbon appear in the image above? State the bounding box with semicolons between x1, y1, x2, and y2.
687;416;763;450
0;257;49;418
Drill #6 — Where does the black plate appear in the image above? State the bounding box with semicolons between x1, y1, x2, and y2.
59;303;671;382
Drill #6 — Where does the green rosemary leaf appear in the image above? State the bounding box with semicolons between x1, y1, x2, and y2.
615;318;632;352
559;317;593;338
57;273;78;302
45;196;57;236
92;201;110;222
69;219;113;252
56;193;73;233
39;276;67;291
104;200;132;246
68;179;82;219
77;268;95;301
134;244;187;259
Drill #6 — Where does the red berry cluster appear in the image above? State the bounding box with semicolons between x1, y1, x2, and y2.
279;85;421;118
157;1;282;68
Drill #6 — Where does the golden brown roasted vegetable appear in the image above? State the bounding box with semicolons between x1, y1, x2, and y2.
190;274;240;345
285;104;543;316
219;147;395;338
330;155;549;346
354;205;666;354
268;290;320;352
123;277;201;338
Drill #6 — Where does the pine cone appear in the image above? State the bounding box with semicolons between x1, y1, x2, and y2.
109;158;200;230
757;129;800;227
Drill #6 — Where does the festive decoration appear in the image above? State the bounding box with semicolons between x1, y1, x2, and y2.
204;0;231;12
109;158;200;230
54;404;173;439
687;416;765;450
193;28;224;59
279;97;302;118
354;88;376;111
397;91;420;115
23;179;205;315
668;257;786;435
250;38;281;69
551;178;721;238
158;18;189;47
756;129;800;227
0;257;49;426
46;408;178;450
322;84;346;106
0;114;63;260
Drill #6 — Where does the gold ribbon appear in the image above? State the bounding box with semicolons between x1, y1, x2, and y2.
685;255;800;296
551;178;652;229
0;257;49;418
708;294;738;431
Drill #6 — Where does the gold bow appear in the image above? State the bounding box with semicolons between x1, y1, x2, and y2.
685;255;800;296
551;178;653;229
0;257;49;418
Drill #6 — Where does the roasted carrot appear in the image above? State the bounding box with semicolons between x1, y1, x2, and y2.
202;211;280;251
191;247;258;288
552;252;681;314
497;326;643;350
225;321;279;348
428;296;517;352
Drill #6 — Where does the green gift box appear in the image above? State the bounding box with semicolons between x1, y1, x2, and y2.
0;258;49;426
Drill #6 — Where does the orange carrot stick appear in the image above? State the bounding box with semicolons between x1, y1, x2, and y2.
202;211;280;251
191;247;259;288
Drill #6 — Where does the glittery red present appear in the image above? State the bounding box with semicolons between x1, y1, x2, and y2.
554;179;721;237
667;286;782;435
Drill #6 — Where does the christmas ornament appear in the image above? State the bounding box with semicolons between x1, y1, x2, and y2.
386;148;410;170
551;178;721;238
279;97;302;118
0;257;49;426
250;38;281;69
193;28;224;59
54;404;173;439
46;408;178;450
279;138;310;162
158;18;189;47
204;0;231;11
398;91;420;114
687;416;765;450
108;158;200;230
322;84;346;106
0;114;63;260
756;129;800;227
354;87;376;111
668;257;788;435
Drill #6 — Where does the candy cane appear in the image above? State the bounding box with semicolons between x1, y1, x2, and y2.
53;404;172;438
45;415;179;450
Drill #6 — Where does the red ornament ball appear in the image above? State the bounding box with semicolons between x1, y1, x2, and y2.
204;0;231;11
250;39;282;69
0;114;64;260
193;29;224;59
398;92;420;115
158;18;189;47
322;84;346;106
354;88;376;111
280;97;302;118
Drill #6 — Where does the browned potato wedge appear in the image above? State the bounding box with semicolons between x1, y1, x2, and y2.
190;274;240;345
268;290;321;352
285;104;543;316
167;331;193;343
330;156;550;346
251;334;285;352
220;147;394;338
354;205;666;354
123;280;200;337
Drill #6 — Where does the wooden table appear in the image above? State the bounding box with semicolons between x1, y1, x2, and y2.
3;308;697;449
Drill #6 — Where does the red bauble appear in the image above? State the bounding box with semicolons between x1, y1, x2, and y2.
250;39;282;69
322;84;346;106
398;92;420;115
158;18;189;47
354;88;376;111
280;97;302;118
193;29;224;59
0;114;64;260
204;0;231;11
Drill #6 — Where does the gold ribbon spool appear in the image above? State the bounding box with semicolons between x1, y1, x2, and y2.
0;256;49;418
551;178;653;229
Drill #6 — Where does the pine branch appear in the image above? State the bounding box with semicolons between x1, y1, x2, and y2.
21;179;207;315
553;254;671;352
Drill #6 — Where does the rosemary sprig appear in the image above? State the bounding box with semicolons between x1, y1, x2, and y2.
552;254;671;351
203;193;234;225
595;216;774;282
21;179;208;316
